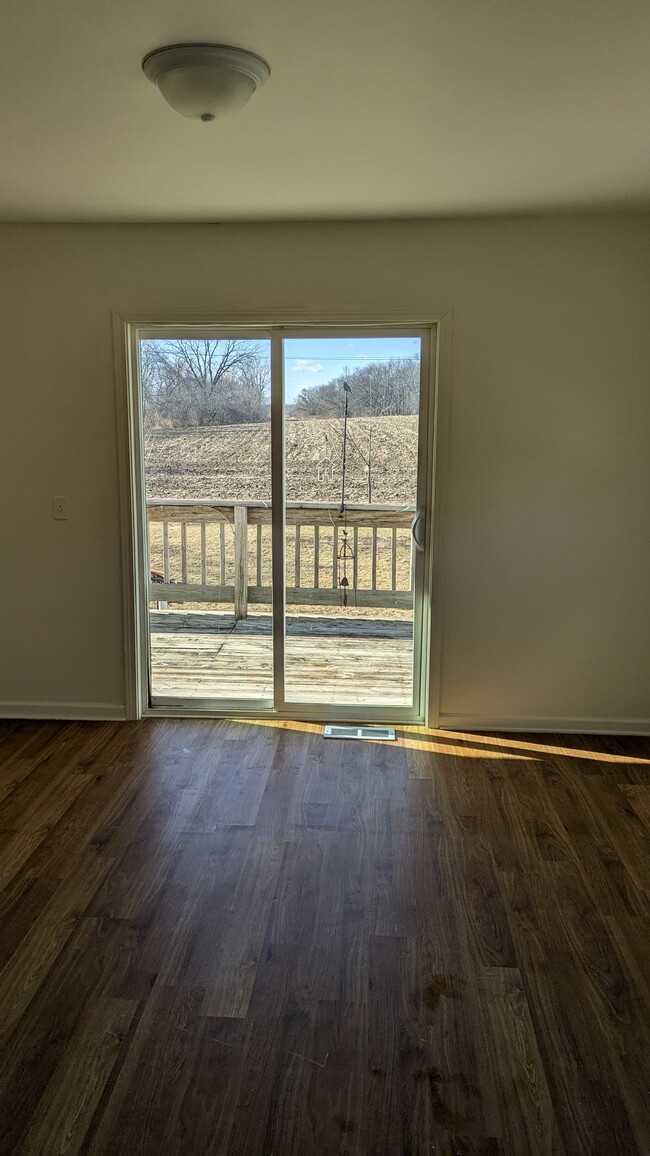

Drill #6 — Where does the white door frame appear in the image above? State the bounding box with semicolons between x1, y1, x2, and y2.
112;311;452;725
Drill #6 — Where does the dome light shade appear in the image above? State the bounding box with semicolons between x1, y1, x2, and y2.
142;43;270;121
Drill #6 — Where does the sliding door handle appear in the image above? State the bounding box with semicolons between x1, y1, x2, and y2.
411;507;426;553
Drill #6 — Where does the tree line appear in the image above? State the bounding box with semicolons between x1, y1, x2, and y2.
292;357;419;418
141;339;419;428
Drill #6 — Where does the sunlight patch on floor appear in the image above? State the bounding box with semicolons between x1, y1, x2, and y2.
228;717;650;763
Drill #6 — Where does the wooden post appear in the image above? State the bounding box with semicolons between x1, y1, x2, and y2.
234;504;249;619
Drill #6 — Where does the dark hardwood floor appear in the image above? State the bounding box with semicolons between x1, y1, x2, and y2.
0;718;648;1155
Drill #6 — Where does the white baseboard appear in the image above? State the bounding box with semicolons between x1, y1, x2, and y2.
0;702;127;721
437;714;650;736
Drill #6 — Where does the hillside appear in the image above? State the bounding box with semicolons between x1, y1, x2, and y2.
144;415;419;505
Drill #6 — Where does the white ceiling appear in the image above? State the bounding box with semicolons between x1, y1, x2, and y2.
1;0;649;222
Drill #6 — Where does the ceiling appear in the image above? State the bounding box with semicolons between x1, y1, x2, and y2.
1;0;649;222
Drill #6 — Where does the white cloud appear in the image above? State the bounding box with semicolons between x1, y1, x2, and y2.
294;358;324;373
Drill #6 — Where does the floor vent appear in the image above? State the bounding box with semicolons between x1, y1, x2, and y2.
323;725;396;741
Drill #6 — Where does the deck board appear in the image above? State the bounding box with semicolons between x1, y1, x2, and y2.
149;612;414;705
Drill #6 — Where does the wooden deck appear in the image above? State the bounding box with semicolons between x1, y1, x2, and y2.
149;611;414;705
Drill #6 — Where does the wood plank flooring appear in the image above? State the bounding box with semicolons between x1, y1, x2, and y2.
0;718;648;1155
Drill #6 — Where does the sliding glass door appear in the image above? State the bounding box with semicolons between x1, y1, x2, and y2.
141;331;274;709
280;333;427;712
137;324;433;721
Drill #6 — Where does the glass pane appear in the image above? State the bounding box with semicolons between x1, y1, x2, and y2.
141;336;272;702
282;334;422;708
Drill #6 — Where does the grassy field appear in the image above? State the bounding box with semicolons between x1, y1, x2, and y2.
145;415;418;618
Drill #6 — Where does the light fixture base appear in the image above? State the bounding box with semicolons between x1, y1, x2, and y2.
142;43;270;121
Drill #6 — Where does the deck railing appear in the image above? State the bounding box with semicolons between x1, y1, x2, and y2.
147;500;416;617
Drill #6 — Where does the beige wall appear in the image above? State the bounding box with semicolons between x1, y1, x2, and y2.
1;216;648;728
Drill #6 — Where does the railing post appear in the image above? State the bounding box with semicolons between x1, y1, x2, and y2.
234;504;249;619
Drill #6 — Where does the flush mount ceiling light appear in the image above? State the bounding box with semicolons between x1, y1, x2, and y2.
142;43;270;122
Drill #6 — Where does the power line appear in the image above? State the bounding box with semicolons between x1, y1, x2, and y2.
285;355;419;361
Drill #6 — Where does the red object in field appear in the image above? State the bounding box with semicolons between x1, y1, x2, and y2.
150;569;165;583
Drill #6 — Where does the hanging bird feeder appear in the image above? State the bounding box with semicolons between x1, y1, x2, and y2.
337;382;356;609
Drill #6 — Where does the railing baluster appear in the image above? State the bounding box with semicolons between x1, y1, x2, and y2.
294;524;301;587
391;527;397;591
200;522;207;585
371;526;377;590
353;527;359;590
220;522;226;584
154;520;168;610
314;525;320;588
162;522;169;581
257;523;262;586
332;525;338;588
181;522;188;584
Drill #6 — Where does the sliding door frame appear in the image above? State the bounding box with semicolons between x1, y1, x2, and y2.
274;325;431;722
113;310;451;726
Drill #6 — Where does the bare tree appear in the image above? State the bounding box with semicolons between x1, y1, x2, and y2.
235;356;271;423
141;339;270;427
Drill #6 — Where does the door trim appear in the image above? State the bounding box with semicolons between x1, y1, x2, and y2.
113;310;452;725
270;330;286;711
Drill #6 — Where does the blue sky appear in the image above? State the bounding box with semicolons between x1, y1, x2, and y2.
283;337;420;403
